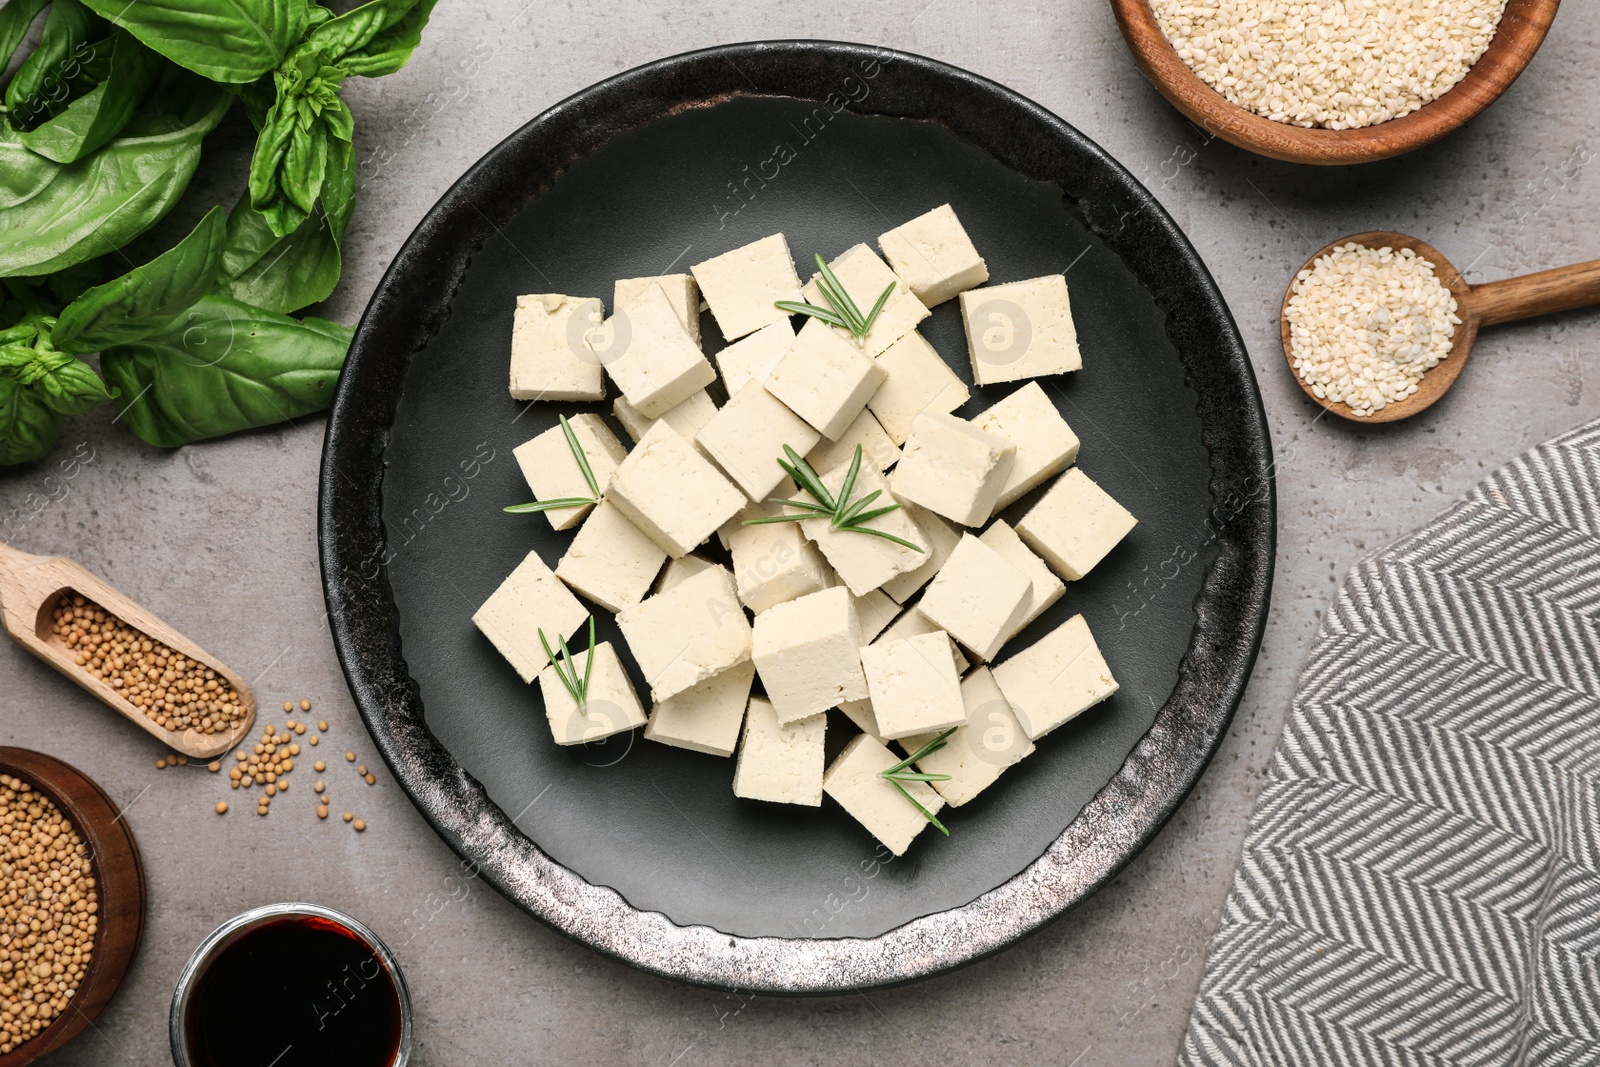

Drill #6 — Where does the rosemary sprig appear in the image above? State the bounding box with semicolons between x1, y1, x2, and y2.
741;444;924;553
539;616;597;714
505;414;602;514
880;727;956;835
775;253;896;344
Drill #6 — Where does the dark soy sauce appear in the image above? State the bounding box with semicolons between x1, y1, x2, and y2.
184;916;402;1067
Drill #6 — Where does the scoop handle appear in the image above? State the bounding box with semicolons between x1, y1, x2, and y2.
1470;259;1600;328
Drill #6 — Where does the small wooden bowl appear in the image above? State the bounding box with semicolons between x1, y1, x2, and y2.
0;748;146;1067
1111;0;1562;165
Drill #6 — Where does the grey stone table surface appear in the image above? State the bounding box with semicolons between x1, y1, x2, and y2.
4;2;1599;1064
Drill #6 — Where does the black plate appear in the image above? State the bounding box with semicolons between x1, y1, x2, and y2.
319;41;1274;992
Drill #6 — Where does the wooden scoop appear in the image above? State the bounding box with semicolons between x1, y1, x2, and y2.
0;541;255;759
1281;231;1600;423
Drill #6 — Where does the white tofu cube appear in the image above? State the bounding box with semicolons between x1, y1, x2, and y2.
472;550;590;684
692;234;804;341
715;320;793;395
838;698;884;739
588;282;715;418
918;533;1032;662
606;421;746;558
891;410;1016;527
697;382;821;501
615;564;751;702
509;293;605;401
970;381;1080;511
800;459;926;596
765;318;887;442
512;413;628;532
898;666;1034;807
979;519;1064;642
613;389;718;445
876;602;970;674
991;613;1118;739
555;500;668;613
615;273;700;344
868;330;971;445
752;587;867;724
800;244;929;357
538;642;647;745
960;275;1082;387
728;513;833;615
1014;467;1137;580
805;407;899;475
879;503;962;604
860;631;965;740
852;588;899;643
644;660;754;757
823;733;944;856
877;203;990;308
734;697;825;805
653;553;717;595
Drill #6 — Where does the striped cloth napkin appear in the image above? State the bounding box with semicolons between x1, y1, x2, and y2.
1181;419;1600;1066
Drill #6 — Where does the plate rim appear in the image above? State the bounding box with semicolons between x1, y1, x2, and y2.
318;38;1276;994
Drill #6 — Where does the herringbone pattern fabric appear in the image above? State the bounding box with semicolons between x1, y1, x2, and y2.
1180;421;1600;1067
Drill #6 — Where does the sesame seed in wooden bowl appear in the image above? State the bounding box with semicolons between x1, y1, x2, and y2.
1110;0;1562;165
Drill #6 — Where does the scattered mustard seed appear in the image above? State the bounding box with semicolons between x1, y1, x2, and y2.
341;812;352;822
364;775;376;786
318;720;328;732
314;781;324;793
207;761;220;773
294;723;305;735
215;802;228;815
313;761;325;772
301;699;312;711
308;736;319;746
283;701;293;712
317;807;328;819
345;751;355;762
352;819;366;832
155;758;166;769
356;765;367;776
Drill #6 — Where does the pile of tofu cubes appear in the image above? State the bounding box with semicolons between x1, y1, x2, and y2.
476;204;1136;856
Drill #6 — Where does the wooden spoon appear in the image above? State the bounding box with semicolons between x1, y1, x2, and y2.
0;542;255;760
1281;231;1600;423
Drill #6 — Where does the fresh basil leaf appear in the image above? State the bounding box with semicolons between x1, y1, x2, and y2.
77;0;310;84
0;373;65;466
0;0;49;72
0;76;230;277
320;134;354;240
248;56;347;237
4;0;103;124
302;0;435;77
11;350;115;414
53;206;227;352
218;195;339;313
17;30;163;164
100;293;350;447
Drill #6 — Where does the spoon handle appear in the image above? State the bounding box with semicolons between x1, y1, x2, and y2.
1471;258;1600;328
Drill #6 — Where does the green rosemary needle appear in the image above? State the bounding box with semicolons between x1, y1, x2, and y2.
740;444;924;553
774;253;895;344
538;616;597;714
505;414;602;514
879;727;956;834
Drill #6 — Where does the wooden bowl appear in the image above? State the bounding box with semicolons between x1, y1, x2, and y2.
1111;0;1563;164
0;748;146;1067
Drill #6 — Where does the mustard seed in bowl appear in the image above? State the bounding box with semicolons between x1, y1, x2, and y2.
0;773;97;1055
1286;242;1460;416
1153;0;1508;130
